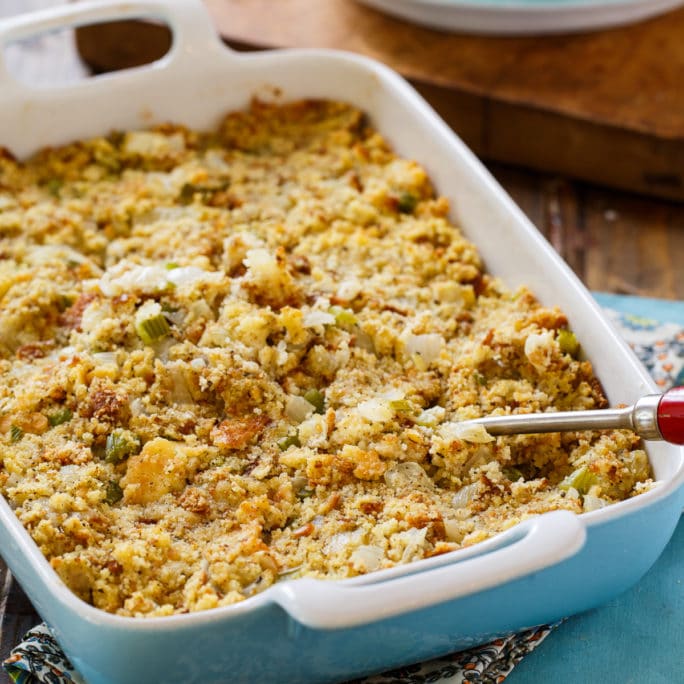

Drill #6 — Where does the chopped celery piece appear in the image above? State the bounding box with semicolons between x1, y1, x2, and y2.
397;191;417;214
178;183;198;204
105;480;123;505
303;389;325;414
557;329;580;357
165;262;179;270
474;371;487;386
10;424;23;443
411;353;428;372
329;305;357;326
105;429;141;464
389;399;413;413
135;312;170;345
45;178;63;197
503;466;524;482
559;466;597;495
277;433;301;451
48;408;73;427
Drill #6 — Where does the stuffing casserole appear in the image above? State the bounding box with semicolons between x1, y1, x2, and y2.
0;100;652;617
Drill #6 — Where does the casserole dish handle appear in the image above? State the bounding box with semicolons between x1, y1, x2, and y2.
271;510;586;629
0;0;227;94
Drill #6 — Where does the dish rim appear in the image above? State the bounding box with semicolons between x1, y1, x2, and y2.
0;0;682;634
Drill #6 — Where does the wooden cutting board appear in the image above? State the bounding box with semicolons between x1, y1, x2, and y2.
76;0;684;201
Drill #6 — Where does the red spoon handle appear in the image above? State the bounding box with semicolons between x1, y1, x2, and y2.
657;387;684;445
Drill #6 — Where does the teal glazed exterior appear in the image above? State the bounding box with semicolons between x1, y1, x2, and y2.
1;2;683;683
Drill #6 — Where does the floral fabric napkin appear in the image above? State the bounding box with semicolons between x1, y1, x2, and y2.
4;293;683;684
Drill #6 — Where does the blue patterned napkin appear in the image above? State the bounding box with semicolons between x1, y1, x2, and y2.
4;293;684;684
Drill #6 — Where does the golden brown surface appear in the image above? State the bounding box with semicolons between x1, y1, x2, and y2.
0;101;651;617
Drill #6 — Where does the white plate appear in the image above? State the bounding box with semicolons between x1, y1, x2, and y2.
357;0;684;34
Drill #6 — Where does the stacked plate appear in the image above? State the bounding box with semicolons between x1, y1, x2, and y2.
357;0;684;34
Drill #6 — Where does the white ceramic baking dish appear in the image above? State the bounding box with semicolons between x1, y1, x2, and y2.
0;2;682;683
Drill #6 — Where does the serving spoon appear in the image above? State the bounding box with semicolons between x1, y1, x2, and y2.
460;386;684;445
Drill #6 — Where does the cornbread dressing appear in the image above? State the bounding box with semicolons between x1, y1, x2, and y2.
0;100;652;617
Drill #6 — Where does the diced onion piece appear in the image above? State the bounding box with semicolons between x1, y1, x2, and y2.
99;263;221;297
583;494;606;512
166;266;223;288
452;483;479;508
356;398;393;423
398;527;428;562
350;545;385;573
92;352;118;367
384;461;432;489
415;406;446;427
440;421;495;443
99;265;167;296
326;528;365;555
285;395;316;423
404;333;444;365
135;301;170;345
302;310;336;328
524;330;555;372
336;279;362;302
443;518;463;542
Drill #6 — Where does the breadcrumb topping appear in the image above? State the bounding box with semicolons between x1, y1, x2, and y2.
0;100;651;617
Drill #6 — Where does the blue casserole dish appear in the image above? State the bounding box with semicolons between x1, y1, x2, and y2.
0;1;682;682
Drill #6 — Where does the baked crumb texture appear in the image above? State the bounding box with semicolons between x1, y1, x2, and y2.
0;100;651;617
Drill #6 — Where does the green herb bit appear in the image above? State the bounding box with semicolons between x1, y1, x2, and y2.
105;480;123;505
136;313;170;345
297;487;314;499
474;371;487;386
277;433;301;451
178;183;198;205
93;147;121;173
48;408;73;427
303;389;325;414
178;181;229;205
165;262;179;270
105;429;141;464
397;191;418;214
329;305;357;327
209;455;226;468
45;178;63;198
389;399;413;413
503;466;524;482
57;294;75;312
557;329;580;358
559;466;597;495
9;424;23;443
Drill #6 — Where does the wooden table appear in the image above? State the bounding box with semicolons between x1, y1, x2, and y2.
1;1;684;680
